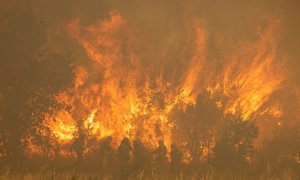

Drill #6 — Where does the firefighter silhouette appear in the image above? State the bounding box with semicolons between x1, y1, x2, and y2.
116;137;132;179
132;139;149;174
153;139;168;173
99;136;114;173
170;143;183;173
71;131;85;165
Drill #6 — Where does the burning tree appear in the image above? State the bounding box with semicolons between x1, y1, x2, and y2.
214;114;258;171
1;1;299;179
0;2;73;166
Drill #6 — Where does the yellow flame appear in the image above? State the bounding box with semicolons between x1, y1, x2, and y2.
207;21;284;119
35;12;285;158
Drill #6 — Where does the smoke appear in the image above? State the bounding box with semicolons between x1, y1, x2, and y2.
29;0;300;82
2;0;299;156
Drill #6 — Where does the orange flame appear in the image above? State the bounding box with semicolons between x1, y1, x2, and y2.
36;12;285;157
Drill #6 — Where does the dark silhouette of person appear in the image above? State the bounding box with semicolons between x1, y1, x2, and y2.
153;139;168;173
132;139;149;174
170;143;183;174
116;137;132;179
99;136;114;173
71;132;85;165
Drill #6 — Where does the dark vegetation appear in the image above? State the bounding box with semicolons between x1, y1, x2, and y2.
0;2;299;179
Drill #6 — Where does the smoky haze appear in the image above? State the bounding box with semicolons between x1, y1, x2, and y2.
32;0;300;134
0;0;299;178
31;0;300;91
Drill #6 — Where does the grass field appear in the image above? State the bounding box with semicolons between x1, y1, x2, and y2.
0;167;298;180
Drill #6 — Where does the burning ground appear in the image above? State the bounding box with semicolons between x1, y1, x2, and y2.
0;0;300;178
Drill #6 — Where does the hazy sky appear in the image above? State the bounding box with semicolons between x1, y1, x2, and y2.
23;0;299;85
1;0;299;95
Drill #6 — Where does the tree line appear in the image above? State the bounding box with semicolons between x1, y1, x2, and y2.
0;2;299;178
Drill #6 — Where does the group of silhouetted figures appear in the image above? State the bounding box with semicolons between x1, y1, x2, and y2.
71;136;183;178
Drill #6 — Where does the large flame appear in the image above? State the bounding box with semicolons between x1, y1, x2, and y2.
207;21;284;119
38;11;284;157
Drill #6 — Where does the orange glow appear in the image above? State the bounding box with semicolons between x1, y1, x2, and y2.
207;21;284;119
33;12;285;158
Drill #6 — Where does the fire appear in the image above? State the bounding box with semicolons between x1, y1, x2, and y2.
33;11;285;157
260;103;283;118
207;21;284;119
45;110;77;143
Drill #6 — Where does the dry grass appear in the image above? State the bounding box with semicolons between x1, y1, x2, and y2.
0;167;298;180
